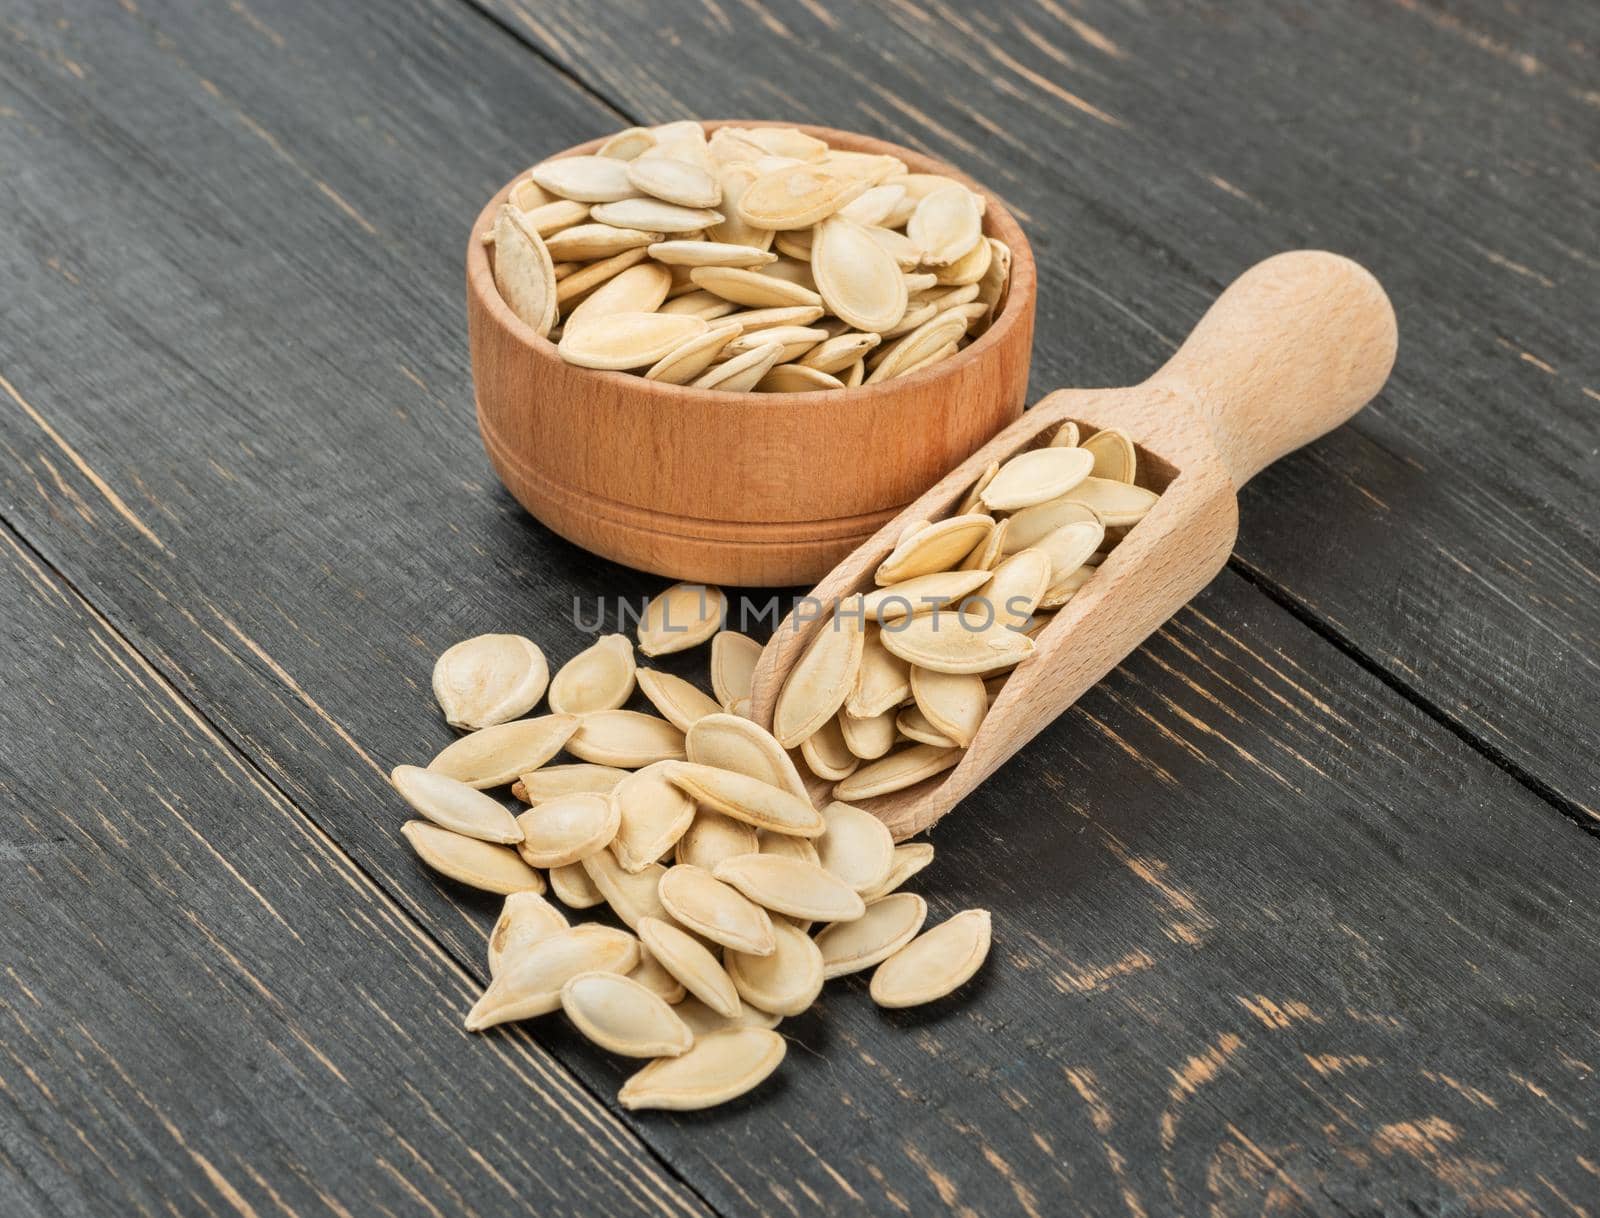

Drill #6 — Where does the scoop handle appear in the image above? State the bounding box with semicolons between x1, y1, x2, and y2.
1144;250;1397;487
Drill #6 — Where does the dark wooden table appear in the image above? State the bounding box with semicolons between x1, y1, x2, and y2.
3;2;1596;1214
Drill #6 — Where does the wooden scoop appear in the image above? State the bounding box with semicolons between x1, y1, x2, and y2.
748;250;1398;840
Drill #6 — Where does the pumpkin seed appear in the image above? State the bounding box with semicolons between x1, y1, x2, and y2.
567;710;686;768
644;321;741;384
589;198;723;233
709;631;763;709
959;516;1009;571
638;916;742;1018
756;363;845;393
799;714;858;781
707;126;768;165
1002;497;1102;553
646;240;776;268
488;891;568;977
547;634;636;716
863;842;935;898
837;705;897;761
812;216;908;333
874;515;993;585
837;183;907;227
432;633;549;732
428;714;579;789
508;177;551;211
1079;427;1139;483
636;669;723;732
403;821;545;895
866;225;922;269
518;198;590;236
562;262;673;330
558;311;708;370
758;829;821;867
870;909;991;1008
544;222;662;262
629;946;687;1004
610;762;697;871
465;924;639;1030
724;920;824;1016
876;300;937;340
561;971;694;1057
841;358;866;387
530;155;638;202
896;704;958;748
740;125;830;161
894;339;961;380
513;763;629;804
796;331;881;374
555;247;650;306
724;325;828;364
922;282;982;315
490;207;559;337
665;762;825;837
391;765;523;844
866;310;970;382
658;289;740;320
954;461;1000;516
821;151;905;184
639;583;725;655
658;864;777;956
933;232;993;286
684;713;812;803
673;997;782;1037
580;850;669;929
549;860;605;909
976;237;1011;323
724;304;826;331
1039;563;1096;609
773;606;865;748
713;853;865;922
901;271;939;295
909;667;987;748
1064;476;1160;526
817;892;927;978
618;1027;785;1111
907;185;983;266
598;126;656;160
515;792;620;869
1035;519;1107;585
675;809;760;870
879;606;1035;675
738;164;868;229
846;626;913;717
691;266;822;309
626;156;720;209
833;744;963;801
858;569;991;624
980;548;1053;629
693;342;785;391
706;164;773;249
981;447;1095;511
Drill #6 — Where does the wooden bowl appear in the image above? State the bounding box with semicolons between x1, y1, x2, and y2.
466;121;1036;587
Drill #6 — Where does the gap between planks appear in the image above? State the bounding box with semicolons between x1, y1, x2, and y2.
0;515;726;1218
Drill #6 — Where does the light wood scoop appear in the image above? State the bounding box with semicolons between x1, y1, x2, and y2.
748;250;1398;839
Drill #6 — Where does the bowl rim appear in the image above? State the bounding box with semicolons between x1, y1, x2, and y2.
466;119;1036;405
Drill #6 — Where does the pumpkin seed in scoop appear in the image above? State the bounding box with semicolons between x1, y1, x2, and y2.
981;446;1095;511
773;608;865;748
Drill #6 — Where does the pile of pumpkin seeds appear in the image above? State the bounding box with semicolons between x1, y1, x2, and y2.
777;421;1160;791
485;120;1012;390
394;586;991;1111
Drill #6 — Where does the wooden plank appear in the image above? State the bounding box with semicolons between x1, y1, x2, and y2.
0;524;709;1218
2;0;1598;1212
470;0;1600;818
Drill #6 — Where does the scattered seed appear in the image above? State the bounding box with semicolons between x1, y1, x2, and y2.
684;714;812;803
639;583;725;655
403;821;546;895
870;909;991;1008
832;744;962;801
665;762;825;837
638;916;742;1018
466;924;639;1030
724;920;825;1016
561;971;694;1058
391;765;523;844
549;860;605;909
428;714;579;789
432;633;549;731
818;892;927;978
714;853;866;923
488;891;569;977
547;634;636;715
610;762;697;872
618;1027;785;1111
580;850;669;930
567;710;686;768
658;864;777;956
513;763;629;804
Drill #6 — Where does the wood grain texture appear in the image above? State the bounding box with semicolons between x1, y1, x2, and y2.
468;124;1035;586
471;0;1600;820
0;526;709;1218
1;0;1598;1213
